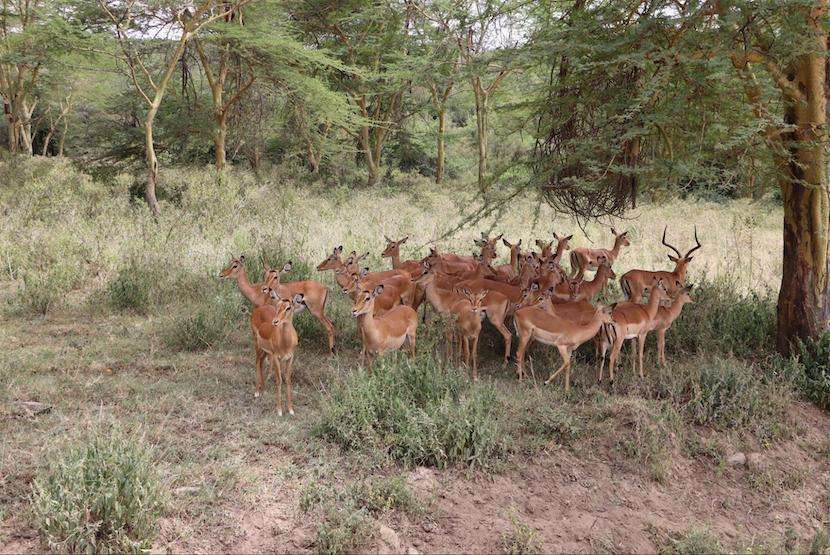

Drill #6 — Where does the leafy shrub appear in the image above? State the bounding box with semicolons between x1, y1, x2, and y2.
662;528;723;555
314;505;375;555
668;277;775;358
794;335;830;411
500;508;541;555
11;263;81;315
158;293;241;351
30;429;167;553
350;475;421;516
106;259;158;313
313;356;509;469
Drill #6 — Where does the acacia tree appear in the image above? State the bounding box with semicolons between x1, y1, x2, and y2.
99;0;248;215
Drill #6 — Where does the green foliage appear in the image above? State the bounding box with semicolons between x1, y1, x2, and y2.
314;356;510;469
667;277;776;358
500;509;541;555
30;428;167;553
10;262;81;315
662;528;723;555
158;292;241;351
106;258;157;314
794;335;830;411
314;505;375;555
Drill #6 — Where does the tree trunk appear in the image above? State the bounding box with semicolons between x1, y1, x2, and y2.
144;110;161;217
58;116;68;156
775;48;830;354
215;112;228;171
436;108;446;184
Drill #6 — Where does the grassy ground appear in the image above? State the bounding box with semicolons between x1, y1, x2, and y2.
1;158;827;553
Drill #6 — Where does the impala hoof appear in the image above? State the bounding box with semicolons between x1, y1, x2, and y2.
254;391;261;399
289;409;295;416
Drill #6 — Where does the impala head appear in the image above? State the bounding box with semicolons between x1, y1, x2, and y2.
264;260;292;285
595;304;615;325
662;225;702;270
517;281;543;309
351;284;384;317
271;293;305;326
675;283;694;304
317;246;343;271
535;239;554;259
611;228;631;247
553;231;573;251
502;238;522;252
598;260;616;279
382;235;408;257
341;267;369;295
460;288;488;319
219;254;246;279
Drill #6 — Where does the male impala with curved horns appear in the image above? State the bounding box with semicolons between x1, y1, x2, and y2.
352;284;418;371
570;228;630;279
619;226;702;301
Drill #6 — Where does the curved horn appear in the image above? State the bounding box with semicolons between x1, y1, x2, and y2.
684;226;702;258
661;225;682;258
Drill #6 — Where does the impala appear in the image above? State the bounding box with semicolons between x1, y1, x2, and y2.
598;279;669;382
251;291;305;415
566;260;616;302
494;238;522;281
263;260;335;353
570;228;630;279
651;284;694;366
352;284;418;371
449;289;489;381
619;226;702;301
551;232;573;264
514;301;614;388
381;235;422;276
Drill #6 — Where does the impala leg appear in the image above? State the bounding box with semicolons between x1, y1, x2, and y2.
471;333;480;381
408;327;417;358
445;323;454;363
272;356;283;416
608;334;624;383
515;330;532;382
596;337;606;383
285;355;295;416
308;292;336;354
489;312;512;367
255;346;265;399
657;329;666;366
638;333;647;378
545;344;570;386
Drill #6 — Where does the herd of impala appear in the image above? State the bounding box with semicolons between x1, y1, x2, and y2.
220;227;701;415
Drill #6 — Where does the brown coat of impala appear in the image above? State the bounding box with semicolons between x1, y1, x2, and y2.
263;260;335;353
514;302;614;388
562;261;616;302
650;284;694;365
599;279;669;382
251;292;304;416
619;226;702;301
352;284;418;371
419;262;513;365
494;238;522;281
449;289;489;381
570;228;630;279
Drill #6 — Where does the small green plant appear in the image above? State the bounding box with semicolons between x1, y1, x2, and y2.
30;428;167;553
12;263;80;315
158;293;240;351
500;508;541;555
350;475;421;516
313;356;509;469
795;335;830;411
106;259;157;313
662;527;723;555
809;528;830;555
314;505;375;555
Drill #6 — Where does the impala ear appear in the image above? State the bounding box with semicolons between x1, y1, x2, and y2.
373;284;384;297
474;239;485;247
668;254;678;263
282;261;292;273
530;281;539;292
502;238;511;247
401;236;408;244
293;293;305;305
565;234;573;241
610;227;617;236
359;267;369;278
686;255;694;262
535;239;544;248
239;254;246;262
335;246;342;254
384;235;392;243
517;239;522;246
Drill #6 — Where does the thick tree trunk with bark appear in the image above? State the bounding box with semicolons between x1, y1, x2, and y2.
775;46;830;354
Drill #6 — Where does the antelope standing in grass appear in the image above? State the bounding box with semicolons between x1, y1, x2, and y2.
651;284;695;366
352;284;418;371
570;228;630;279
619;226;702;301
251;291;304;415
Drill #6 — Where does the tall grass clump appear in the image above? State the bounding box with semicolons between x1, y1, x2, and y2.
793;335;830;411
30;428;167;553
313;355;509;469
9;262;82;315
106;258;159;313
662;528;723;555
668;277;775;358
158;290;241;351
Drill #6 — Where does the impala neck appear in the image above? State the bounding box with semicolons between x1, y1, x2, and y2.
665;295;690;323
235;267;262;306
609;236;624;260
673;261;688;283
553;242;567;263
645;288;663;320
509;248;519;270
389;249;402;269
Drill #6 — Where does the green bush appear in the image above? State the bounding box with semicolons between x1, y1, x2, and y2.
794;335;830;411
667;277;775;358
314;505;375;555
11;263;81;315
106;259;158;313
662;528;723;555
30;429;167;553
158;292;241;351
313;356;509;469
